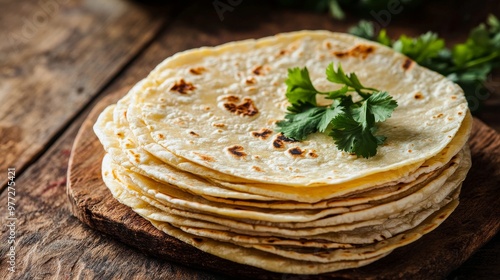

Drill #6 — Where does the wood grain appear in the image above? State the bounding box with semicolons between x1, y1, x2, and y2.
0;0;173;188
0;1;498;278
66;88;500;279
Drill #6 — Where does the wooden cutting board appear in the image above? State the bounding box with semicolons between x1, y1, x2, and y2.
67;88;500;280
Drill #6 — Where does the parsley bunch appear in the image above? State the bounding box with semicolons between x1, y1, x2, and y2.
276;63;398;158
349;15;500;112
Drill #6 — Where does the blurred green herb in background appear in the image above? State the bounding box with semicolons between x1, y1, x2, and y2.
349;15;500;112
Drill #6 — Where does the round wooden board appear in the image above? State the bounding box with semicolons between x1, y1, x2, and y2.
67;88;500;280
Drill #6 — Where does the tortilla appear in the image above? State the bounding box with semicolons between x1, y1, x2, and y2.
127;31;468;186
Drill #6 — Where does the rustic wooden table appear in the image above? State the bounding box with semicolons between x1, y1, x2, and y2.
1;0;499;279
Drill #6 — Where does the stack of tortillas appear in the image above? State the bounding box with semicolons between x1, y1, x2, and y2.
94;31;472;275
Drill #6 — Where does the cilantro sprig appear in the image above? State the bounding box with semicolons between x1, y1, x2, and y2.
349;15;500;112
277;63;398;158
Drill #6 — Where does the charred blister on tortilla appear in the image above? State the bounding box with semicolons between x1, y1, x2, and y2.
245;77;257;85
287;147;306;158
251;128;273;140
402;58;414;71
272;133;298;150
189;66;207;75
169;79;196;94
252;65;270;76
333;44;375;59
225;145;247;159
222;97;259;117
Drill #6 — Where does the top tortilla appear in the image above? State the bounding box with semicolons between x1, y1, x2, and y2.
124;30;468;186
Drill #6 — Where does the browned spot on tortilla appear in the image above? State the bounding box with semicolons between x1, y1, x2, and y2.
252;65;269;75
402;58;413;70
308;150;318;158
273;139;284;149
222;95;240;103
213;123;226;128
272;133;297;149
277;133;297;143
226;145;247;158
324;41;332;49
451;95;457;100
288;147;305;157
157;133;165;139
251;128;273;140
448;135;452;138
433;113;444;119
223;98;259;117
277;49;288;56
334;45;375;59
414;92;423;99
252;166;263;172
245;77;256;84
448;117;454;121
253;65;264;75
192;238;204;243
458;111;463;115
123;111;127;118
116;132;124;138
193;152;215;162
189;131;199;137
408;149;412;153
170;79;196;94
189;67;206;75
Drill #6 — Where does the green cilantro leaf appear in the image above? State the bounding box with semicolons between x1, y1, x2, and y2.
285;67;319;107
318;104;344;132
276;106;325;141
329;114;379;158
364;91;398;123
326;63;377;98
276;63;398;158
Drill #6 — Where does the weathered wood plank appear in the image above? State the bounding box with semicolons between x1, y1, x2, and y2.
0;1;498;279
0;0;173;187
0;87;225;280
